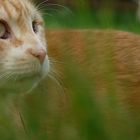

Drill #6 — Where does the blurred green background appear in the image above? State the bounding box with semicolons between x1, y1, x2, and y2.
40;0;140;33
0;0;140;140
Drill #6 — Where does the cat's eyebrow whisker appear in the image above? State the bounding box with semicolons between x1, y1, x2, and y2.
45;9;64;16
45;3;72;14
36;0;49;10
38;2;72;16
39;7;69;16
41;12;53;17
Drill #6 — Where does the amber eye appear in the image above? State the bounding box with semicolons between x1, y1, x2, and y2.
0;21;10;40
32;21;39;33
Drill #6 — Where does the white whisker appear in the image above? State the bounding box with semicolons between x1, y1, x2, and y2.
40;3;72;13
0;71;15;85
49;59;64;65
47;68;63;94
5;72;15;82
0;71;11;80
37;2;72;18
48;73;65;96
41;12;54;17
13;73;19;82
49;67;62;79
46;3;72;13
36;0;49;10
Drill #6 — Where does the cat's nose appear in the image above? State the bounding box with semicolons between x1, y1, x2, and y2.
28;48;46;64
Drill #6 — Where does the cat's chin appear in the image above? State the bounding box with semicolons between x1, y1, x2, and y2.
0;74;41;94
0;67;49;94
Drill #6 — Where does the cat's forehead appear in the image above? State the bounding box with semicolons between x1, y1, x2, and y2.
0;0;39;20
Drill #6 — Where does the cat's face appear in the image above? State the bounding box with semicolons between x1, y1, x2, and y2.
0;0;49;93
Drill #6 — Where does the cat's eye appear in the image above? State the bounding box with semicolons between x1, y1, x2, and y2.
0;21;10;40
32;21;39;33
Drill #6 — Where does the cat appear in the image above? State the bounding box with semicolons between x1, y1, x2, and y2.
0;0;140;138
0;0;50;94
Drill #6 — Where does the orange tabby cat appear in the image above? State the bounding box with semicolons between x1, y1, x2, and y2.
0;0;140;137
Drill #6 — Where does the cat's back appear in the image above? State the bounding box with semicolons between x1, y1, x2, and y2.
46;29;140;76
46;29;140;118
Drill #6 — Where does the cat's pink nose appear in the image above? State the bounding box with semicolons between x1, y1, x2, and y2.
28;48;46;64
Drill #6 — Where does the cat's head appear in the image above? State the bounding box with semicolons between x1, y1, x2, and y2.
0;0;49;93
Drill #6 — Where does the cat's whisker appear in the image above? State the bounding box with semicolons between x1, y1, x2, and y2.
48;73;65;95
4;62;37;72
0;71;9;79
13;74;18;81
38;7;62;17
37;2;72;17
49;58;64;64
12;71;21;82
49;65;62;79
36;0;49;10
0;71;13;81
33;62;39;73
47;63;65;93
49;59;63;74
4;72;14;81
41;12;53;17
39;7;70;17
6;66;30;71
40;3;72;14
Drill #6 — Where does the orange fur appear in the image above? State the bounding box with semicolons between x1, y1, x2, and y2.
46;29;140;120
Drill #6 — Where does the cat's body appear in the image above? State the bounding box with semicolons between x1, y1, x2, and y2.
46;29;140;121
38;29;140;138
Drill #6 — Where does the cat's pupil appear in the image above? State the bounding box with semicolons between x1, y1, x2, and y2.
0;23;6;38
32;21;38;33
0;22;10;40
